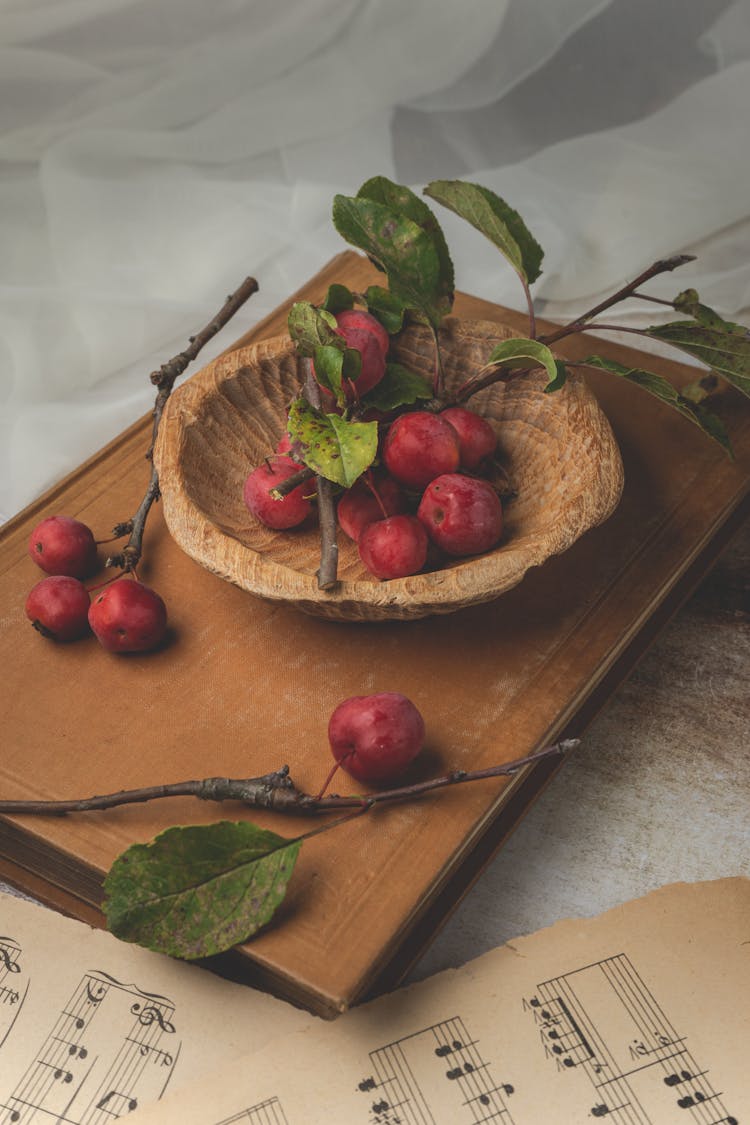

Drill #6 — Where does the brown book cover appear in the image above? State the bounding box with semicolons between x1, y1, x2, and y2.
1;252;749;1017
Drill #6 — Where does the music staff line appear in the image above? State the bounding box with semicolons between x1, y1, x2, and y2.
0;968;181;1124
528;953;738;1125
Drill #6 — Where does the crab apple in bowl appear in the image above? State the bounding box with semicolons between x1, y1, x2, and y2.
358;515;428;580
439;406;497;472
88;579;167;653
338;474;405;542
383;411;461;491
314;308;388;402
418;473;503;557
243;455;315;530
328;692;426;784
25;575;91;641
28;515;98;579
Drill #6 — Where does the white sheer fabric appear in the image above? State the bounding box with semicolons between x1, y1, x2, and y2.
2;0;749;519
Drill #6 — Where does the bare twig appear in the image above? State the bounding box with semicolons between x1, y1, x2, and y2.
303;361;339;590
270;465;315;500
539;254;694;347
107;277;259;571
453;362;521;404
0;742;575;818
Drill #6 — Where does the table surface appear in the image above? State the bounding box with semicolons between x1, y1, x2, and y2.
4;515;747;986
2;257;748;1001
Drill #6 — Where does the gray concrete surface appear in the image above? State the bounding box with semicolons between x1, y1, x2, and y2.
409;516;749;981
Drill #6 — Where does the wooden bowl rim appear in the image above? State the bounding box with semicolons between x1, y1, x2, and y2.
155;318;624;619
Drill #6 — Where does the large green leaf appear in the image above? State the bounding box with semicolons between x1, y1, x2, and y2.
583;355;732;453
424;180;544;285
487;338;558;386
104;821;301;959
361;362;433;412
332;194;447;329
287;398;378;487
646;320;750;398
357;176;454;309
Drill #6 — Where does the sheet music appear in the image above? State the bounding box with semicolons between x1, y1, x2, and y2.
127;878;750;1124
0;892;311;1121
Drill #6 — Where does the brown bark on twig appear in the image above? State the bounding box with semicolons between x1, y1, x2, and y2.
303;361;339;590
0;742;576;818
107;276;259;572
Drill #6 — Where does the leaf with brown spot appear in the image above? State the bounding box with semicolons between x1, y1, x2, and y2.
103;821;301;959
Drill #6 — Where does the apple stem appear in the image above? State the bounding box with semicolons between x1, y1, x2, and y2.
0;741;577;817
313;756;347;801
364;472;389;520
86;572;124;595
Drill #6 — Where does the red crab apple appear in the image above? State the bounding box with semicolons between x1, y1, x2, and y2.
243;456;314;529
440;406;497;471
328;692;426;784
25;575;91;641
358;515;428;580
383;411;461;490
28;515;98;578
315;308;388;402
418;473;503;556
338;474;405;542
88;579;167;653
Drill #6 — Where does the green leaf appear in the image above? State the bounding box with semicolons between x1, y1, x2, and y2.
321;283;354;315
545;360;568;394
104;821;301;959
424;180;544;285
672;289;745;334
313;344;361;404
646;320;750;398
361;362;433;412
287;301;339;355
487;338;558;387
583;355;732;454
365;285;408;335
357;176;454;309
287;398;378;487
332;194;448;330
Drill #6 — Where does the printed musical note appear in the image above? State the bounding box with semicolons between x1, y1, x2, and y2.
0;970;180;1123
355;1015;516;1124
96;1090;139;1114
526;954;739;1124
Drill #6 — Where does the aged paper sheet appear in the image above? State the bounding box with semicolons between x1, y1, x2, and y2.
0;891;312;1121
130;878;749;1124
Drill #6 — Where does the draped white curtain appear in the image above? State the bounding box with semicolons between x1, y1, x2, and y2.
2;0;749;519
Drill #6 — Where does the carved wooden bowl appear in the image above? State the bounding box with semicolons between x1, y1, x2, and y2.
154;318;624;621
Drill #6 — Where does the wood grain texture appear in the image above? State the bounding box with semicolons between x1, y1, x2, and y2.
1;252;748;1018
155;319;623;620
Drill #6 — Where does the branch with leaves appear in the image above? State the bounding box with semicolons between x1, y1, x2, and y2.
2;743;573;960
272;174;749;588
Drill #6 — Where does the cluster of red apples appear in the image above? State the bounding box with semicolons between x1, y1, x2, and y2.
24;516;167;652
243;308;503;580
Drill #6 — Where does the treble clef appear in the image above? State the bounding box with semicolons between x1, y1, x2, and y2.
0;945;20;974
130;1003;176;1034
